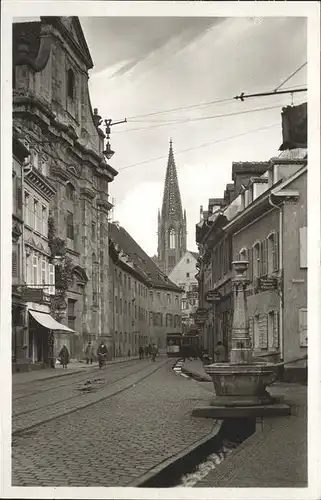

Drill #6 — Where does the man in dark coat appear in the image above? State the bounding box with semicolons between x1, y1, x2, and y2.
59;345;70;369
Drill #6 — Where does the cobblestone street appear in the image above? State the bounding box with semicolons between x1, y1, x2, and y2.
12;358;217;486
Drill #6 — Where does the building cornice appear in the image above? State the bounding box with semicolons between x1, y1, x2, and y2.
24;165;56;201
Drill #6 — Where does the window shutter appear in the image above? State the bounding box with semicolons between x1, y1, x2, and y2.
274;231;279;271
259;314;268;349
273;311;280;348
249;247;253;282
264;239;268;276
12;249;18;277
299;308;307;347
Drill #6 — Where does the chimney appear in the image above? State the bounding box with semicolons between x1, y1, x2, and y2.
279;102;307;151
232;162;270;198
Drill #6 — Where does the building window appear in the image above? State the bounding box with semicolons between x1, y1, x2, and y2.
167;294;171;304
91;223;96;241
42;205;48;236
124;275;127;287
186;258;190;264
186;272;190;278
169;228;176;249
66;182;75;201
67;212;74;240
67;68;75;99
252;242;261;279
48;263;55;295
68;299;76;330
299;227;307;269
267;234;275;275
182;300;187;310
33;199;40;231
32;255;38;285
24;191;31;226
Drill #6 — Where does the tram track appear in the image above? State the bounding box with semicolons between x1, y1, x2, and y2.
12;360;138;401
13;361;153;418
12;358;170;437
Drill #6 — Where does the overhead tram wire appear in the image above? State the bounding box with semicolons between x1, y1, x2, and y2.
113;103;301;135
121;82;307;122
118;122;280;172
126;97;234;121
274;62;307;92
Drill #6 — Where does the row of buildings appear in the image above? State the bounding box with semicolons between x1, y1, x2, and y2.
195;102;307;381
11;16;181;372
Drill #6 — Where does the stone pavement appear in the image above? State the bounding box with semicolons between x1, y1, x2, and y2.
182;360;307;488
12;355;139;385
12;358;165;434
12;360;218;487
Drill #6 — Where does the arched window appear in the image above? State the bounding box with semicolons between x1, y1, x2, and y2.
169;228;176;249
66;182;75;201
67;68;75;99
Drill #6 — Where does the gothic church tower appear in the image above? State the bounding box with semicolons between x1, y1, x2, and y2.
157;139;187;275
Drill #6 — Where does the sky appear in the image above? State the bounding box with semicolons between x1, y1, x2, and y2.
14;15;308;256
80;16;307;256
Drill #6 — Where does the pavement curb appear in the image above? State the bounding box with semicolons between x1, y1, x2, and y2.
12;359;171;437
130;419;223;487
181;366;212;382
12;357;141;385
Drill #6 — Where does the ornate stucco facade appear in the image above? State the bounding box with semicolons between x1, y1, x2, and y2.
13;17;117;361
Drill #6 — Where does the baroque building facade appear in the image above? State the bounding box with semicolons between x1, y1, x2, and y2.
13;16;117;364
154;139;187;275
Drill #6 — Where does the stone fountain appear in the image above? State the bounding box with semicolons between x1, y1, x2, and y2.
192;261;290;418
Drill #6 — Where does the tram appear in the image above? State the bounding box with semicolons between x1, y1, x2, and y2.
166;333;182;357
166;332;201;358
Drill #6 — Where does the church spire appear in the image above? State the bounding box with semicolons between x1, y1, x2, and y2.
161;138;183;220
156;139;187;275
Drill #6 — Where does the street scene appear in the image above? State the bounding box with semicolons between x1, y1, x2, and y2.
6;7;314;495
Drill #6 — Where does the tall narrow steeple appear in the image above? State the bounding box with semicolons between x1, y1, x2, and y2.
157;139;187;275
161;138;183;221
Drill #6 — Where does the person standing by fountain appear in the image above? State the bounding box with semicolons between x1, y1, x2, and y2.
214;341;226;363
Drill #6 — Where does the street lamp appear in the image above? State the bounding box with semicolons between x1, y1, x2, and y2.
103;140;115;160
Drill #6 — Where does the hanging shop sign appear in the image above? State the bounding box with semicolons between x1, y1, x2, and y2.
258;276;278;291
205;290;221;303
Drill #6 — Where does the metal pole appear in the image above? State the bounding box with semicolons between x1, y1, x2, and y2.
212;302;216;362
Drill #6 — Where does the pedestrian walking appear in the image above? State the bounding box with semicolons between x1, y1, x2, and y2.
214;341;226;362
85;341;94;364
138;346;144;360
59;345;70;369
144;345;149;358
151;344;158;362
97;341;108;369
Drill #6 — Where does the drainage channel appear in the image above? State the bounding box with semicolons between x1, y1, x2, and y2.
138;360;256;488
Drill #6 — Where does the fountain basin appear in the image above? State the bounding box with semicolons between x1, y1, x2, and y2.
205;362;278;407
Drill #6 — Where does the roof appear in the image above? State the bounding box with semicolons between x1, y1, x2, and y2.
108;223;181;292
232;162;270;180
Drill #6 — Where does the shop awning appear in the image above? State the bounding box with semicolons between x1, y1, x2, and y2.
29;310;75;333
